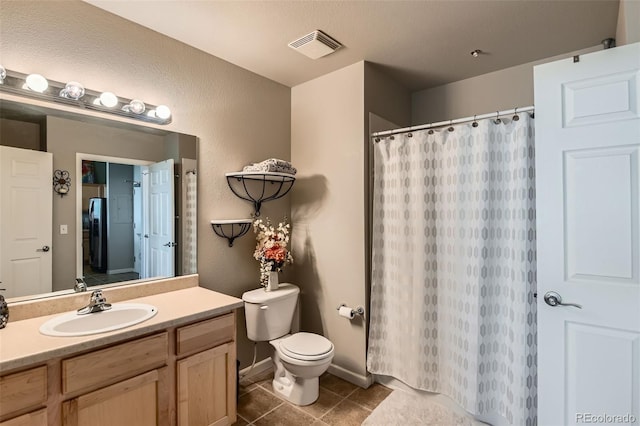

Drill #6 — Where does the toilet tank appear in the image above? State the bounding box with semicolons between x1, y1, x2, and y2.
242;283;300;341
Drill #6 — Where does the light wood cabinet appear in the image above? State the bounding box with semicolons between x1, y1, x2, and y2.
0;409;46;426
177;342;236;426
0;310;237;426
0;367;47;422
176;313;236;426
62;369;168;426
62;333;168;396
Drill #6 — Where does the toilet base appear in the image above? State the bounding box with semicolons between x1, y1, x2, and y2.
272;374;319;406
270;351;320;406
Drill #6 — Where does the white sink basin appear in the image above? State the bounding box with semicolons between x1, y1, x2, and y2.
39;303;158;337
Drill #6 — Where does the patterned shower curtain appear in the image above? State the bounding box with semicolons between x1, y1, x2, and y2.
183;170;197;274
367;114;537;426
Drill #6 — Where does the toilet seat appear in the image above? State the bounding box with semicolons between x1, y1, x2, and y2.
279;332;333;361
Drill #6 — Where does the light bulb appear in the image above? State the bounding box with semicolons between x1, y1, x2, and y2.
123;99;145;114
25;74;48;93
60;81;85;100
155;105;171;120
97;92;118;108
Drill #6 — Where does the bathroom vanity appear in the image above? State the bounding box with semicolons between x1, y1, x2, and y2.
0;281;243;426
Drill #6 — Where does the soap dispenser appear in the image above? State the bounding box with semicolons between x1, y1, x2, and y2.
0;288;8;329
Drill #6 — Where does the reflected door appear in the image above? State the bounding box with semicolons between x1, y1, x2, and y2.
148;159;175;278
535;43;640;425
0;146;53;298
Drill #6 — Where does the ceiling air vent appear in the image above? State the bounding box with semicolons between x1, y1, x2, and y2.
288;30;342;59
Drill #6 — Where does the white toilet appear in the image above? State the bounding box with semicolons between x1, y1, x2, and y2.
242;283;334;406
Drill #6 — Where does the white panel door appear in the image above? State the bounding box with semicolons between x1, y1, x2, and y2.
148;159;174;278
535;42;640;426
0;146;53;298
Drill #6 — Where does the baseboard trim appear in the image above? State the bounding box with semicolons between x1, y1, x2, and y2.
239;358;273;380
328;364;374;388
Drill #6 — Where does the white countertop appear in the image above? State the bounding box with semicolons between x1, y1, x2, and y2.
0;286;243;373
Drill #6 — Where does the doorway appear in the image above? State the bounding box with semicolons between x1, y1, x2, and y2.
77;153;176;286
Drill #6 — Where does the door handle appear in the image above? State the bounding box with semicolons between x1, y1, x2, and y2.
37;245;50;252
163;242;177;247
543;291;582;309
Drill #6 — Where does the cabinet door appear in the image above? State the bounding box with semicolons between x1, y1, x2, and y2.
177;342;236;426
0;409;46;426
62;369;167;426
0;366;47;421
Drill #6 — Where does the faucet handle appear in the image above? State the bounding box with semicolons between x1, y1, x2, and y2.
74;278;87;292
90;290;107;305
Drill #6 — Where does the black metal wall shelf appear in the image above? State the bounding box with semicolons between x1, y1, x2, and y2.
210;219;253;247
225;172;295;216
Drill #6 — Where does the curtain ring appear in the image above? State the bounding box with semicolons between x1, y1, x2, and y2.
494;111;501;124
472;114;479;128
407;132;413;138
390;135;395;140
428;123;434;135
374;137;380;142
513;107;520;121
447;119;454;132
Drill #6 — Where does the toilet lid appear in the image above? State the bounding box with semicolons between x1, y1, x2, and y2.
280;332;333;359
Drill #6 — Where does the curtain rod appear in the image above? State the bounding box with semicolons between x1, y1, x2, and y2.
371;106;535;138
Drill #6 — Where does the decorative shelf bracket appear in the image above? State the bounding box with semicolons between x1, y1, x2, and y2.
210;219;253;247
225;172;295;216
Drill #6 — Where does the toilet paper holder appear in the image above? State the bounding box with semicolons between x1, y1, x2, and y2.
336;304;364;316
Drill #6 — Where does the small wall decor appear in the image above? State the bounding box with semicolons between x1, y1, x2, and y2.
53;169;71;197
210;219;253;247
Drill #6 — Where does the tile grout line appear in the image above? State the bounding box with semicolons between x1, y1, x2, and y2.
239;374;387;425
246;400;286;425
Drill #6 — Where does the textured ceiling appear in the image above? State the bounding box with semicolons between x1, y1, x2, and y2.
85;0;619;91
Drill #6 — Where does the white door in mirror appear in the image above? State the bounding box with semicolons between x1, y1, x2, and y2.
39;303;157;337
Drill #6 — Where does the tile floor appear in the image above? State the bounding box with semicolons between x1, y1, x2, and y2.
83;269;140;286
235;370;392;426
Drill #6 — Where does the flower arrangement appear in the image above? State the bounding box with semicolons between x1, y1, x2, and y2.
253;217;293;288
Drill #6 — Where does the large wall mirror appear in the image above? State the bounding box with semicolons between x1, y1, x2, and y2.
0;98;197;302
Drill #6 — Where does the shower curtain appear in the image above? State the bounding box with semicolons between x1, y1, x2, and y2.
183;170;197;274
367;114;537;426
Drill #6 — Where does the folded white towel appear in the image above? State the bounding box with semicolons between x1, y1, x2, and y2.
243;158;297;175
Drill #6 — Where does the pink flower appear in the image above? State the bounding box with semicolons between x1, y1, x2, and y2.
264;245;287;262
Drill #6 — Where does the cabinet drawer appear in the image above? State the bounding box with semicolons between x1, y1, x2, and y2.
62;332;168;395
177;313;234;357
0;408;46;426
0;366;47;419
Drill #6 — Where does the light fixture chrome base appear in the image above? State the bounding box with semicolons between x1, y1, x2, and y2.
0;68;172;125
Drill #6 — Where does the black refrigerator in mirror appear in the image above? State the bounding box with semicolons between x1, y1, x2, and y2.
88;197;107;273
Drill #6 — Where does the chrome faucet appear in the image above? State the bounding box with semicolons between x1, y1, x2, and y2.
77;290;112;315
74;277;87;292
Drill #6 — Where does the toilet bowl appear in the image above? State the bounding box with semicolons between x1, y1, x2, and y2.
270;333;334;405
242;284;335;405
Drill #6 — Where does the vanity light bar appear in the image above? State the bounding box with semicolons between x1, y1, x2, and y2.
0;68;172;125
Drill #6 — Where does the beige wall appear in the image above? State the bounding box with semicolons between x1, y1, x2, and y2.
617;0;640;45
291;62;366;378
1;1;291;368
411;45;601;124
0;118;41;150
291;61;409;382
